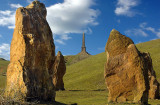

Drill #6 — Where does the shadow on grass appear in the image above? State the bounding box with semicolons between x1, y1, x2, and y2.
68;89;106;92
0;100;77;105
93;89;106;91
39;101;77;105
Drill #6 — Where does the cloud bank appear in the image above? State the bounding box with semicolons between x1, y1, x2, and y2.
0;0;100;44
125;22;160;38
115;0;140;17
0;3;22;29
0;10;15;29
0;43;10;60
10;4;22;8
47;0;99;35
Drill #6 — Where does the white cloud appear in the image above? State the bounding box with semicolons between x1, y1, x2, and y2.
0;43;10;60
8;25;15;29
0;4;22;28
56;46;59;50
115;0;140;17
0;3;23;29
60;35;72;40
47;0;100;35
0;10;12;16
125;29;148;37
139;22;147;28
27;0;33;3
55;39;65;45
139;22;160;38
0;10;15;29
54;34;72;45
0;0;99;44
10;4;23;8
125;22;160;38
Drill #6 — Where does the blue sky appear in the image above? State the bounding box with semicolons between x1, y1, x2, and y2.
0;0;160;60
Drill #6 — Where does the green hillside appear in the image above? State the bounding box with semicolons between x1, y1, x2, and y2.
62;39;160;90
0;58;9;88
0;39;160;104
64;52;106;90
56;39;160;104
64;54;91;66
136;39;160;78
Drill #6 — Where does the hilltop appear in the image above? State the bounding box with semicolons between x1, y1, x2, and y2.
64;54;91;65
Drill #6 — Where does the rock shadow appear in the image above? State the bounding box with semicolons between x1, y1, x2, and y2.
32;101;77;105
68;89;106;92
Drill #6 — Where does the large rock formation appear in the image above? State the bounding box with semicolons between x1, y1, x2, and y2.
104;29;150;104
5;1;55;101
52;51;66;91
143;53;159;99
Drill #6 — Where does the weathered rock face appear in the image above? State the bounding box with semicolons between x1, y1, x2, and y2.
142;53;159;99
104;29;149;104
5;1;55;101
52;51;66;91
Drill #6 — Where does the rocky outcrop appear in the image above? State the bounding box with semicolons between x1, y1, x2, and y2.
143;53;159;99
5;1;55;101
52;51;66;91
104;29;150;104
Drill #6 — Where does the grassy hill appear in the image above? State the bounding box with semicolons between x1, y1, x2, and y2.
64;54;91;66
136;39;160;78
62;39;160;90
56;39;160;104
0;58;9;88
0;39;160;104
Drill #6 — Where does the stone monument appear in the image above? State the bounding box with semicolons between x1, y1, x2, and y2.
78;33;90;55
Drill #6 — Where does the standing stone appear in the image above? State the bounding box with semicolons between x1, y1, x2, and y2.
104;29;149;104
5;1;55;101
143;53;159;99
52;51;66;91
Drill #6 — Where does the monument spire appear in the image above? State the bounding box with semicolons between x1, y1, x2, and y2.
78;32;90;55
82;32;86;52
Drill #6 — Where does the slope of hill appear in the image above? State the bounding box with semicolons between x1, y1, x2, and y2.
56;39;160;104
64;52;106;90
63;39;160;90
136;39;160;78
0;39;160;104
64;54;91;65
0;58;9;88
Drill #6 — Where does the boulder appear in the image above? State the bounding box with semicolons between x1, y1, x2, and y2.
142;53;159;99
5;1;55;101
104;29;149;104
52;51;66;91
